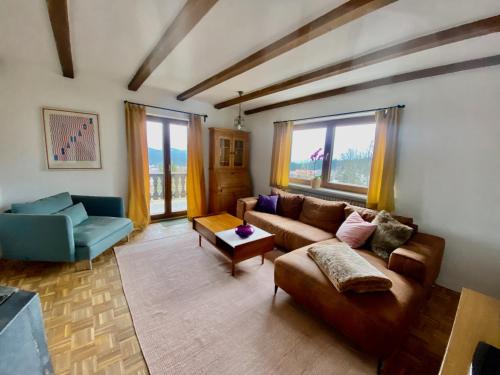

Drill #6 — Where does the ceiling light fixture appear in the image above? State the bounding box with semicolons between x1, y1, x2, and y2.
234;91;245;130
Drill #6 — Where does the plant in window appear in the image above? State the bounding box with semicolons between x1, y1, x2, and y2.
309;148;324;188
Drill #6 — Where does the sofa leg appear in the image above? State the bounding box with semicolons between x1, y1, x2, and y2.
274;285;278;295
377;358;384;375
75;260;92;272
127;234;131;242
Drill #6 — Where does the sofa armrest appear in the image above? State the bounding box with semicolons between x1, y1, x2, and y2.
72;195;124;217
0;214;75;262
236;197;258;220
388;232;445;291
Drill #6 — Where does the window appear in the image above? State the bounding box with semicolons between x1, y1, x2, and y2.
289;115;376;194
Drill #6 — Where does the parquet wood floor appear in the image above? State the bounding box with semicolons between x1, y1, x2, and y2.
0;221;459;375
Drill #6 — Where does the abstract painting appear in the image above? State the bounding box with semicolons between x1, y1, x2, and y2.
42;108;102;169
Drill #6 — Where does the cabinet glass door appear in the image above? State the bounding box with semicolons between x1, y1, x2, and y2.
219;138;231;167
233;139;244;167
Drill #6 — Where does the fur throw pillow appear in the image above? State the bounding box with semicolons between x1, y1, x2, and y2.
308;243;392;293
370;210;413;260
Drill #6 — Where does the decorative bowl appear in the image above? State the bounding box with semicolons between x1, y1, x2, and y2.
235;224;254;238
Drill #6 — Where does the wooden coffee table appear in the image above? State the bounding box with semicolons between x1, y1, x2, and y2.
193;213;275;276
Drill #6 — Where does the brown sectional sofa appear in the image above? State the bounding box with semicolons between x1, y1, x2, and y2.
236;192;444;359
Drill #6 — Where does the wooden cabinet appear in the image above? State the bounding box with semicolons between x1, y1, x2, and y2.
209;128;252;214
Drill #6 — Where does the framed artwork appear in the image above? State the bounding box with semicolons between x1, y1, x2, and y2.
42;107;102;169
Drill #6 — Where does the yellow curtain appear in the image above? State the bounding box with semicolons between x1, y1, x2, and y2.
186;114;207;219
366;107;401;212
125;103;150;230
270;121;293;188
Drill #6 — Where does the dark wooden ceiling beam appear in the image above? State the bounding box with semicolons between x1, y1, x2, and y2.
216;15;500;109
244;55;500;115
128;0;218;91
46;0;74;78
177;0;398;101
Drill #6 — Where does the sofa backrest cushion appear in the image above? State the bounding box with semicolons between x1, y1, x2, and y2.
344;204;416;230
299;196;346;234
54;202;88;227
271;188;304;220
11;192;73;214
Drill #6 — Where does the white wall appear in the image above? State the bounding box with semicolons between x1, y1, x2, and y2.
246;65;500;298
0;64;236;211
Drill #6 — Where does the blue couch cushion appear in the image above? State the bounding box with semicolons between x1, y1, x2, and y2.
11;192;73;214
75;221;133;261
55;203;88;227
73;216;132;247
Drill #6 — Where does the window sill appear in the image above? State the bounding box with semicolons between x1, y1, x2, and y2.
287;183;366;203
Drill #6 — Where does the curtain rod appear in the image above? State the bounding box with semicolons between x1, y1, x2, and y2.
273;104;405;124
124;100;208;122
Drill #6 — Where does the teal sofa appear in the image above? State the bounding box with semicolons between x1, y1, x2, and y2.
0;192;133;269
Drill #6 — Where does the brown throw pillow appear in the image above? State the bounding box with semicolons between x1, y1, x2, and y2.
344;204;417;231
270;188;304;220
370;210;414;260
344;205;378;222
298;197;345;234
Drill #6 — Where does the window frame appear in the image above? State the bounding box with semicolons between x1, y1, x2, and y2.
289;115;376;195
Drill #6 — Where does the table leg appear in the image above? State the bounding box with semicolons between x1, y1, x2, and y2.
198;234;201;247
231;262;235;276
261;254;264;265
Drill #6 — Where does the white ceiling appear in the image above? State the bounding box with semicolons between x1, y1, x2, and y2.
1;0;499;111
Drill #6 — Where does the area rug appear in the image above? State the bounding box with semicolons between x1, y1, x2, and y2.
115;231;375;375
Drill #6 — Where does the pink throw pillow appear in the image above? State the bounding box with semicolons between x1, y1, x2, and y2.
336;211;377;248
